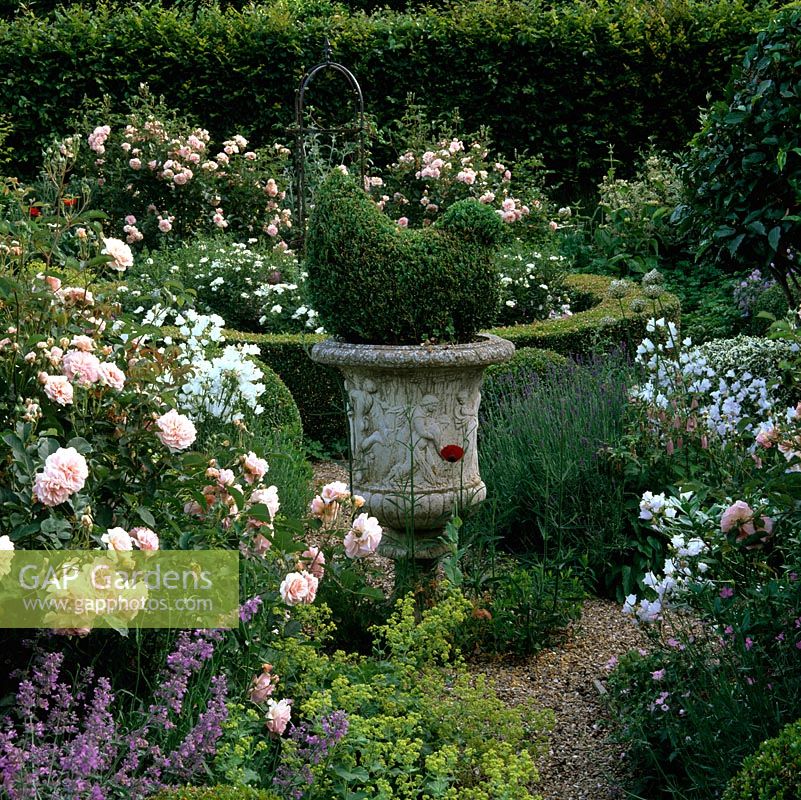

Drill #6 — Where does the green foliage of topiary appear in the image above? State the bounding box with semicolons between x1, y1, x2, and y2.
722;718;801;800
305;171;503;344
147;786;280;800
680;8;801;303
747;282;791;335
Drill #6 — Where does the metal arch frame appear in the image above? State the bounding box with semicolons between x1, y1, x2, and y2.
293;39;366;250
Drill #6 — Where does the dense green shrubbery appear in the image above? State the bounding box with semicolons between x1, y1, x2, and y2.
482;346;568;409
148;787;280;800
679;7;801;304
305;171;503;344
0;0;772;188
723;719;801;800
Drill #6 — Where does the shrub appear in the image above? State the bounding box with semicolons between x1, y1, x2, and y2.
470;352;633;590
695;334;797;407
0;1;772;191
680;8;801;305
723;719;801;800
305;170;503;344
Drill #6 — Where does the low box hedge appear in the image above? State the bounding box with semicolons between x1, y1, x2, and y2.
222;274;680;448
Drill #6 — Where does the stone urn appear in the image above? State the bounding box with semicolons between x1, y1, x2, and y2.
310;334;514;558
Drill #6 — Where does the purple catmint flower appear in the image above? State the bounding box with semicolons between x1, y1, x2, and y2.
239;595;263;623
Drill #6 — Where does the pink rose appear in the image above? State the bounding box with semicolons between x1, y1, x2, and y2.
343;513;382;559
251;532;272;555
310;494;338;526
300;546;325;579
265;223;278;237
130;527;160;550
279;571;318;606
248;664;278;704
158;218;172;233
43;375;74;406
129;158;142;170
265;698;292;735
101;527;134;551
97;362;126;391
101;237;134;272
33;447;89;506
154;409;197;452
242;452;269;484
720;500;753;533
70;335;95;352
321;481;349;503
44;275;62;292
250;485;280;521
62;350;101;386
55;287;94;307
756;427;779;448
216;468;236;488
397;217;409;228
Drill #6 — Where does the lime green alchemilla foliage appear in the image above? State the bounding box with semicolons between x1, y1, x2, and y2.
256;589;551;800
147;786;280;800
305;171;503;344
723;718;801;800
680;8;801;304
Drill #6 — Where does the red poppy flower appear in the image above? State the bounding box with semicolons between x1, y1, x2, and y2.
62;197;77;208
28;206;41;218
440;444;465;463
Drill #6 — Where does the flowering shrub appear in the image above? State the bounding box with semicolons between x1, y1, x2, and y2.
76;90;293;248
367;131;550;239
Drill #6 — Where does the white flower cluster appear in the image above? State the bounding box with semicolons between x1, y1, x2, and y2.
632;318;779;441
625;491;711;624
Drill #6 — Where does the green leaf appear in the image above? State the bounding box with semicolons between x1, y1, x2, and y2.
136;507;156;528
768;225;782;252
66;436;93;455
332;765;370;782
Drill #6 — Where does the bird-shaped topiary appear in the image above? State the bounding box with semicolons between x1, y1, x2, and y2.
305;170;505;345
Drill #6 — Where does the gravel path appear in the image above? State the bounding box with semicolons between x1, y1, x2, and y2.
311;461;647;799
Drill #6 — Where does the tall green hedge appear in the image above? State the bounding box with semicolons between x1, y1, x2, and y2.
0;0;773;187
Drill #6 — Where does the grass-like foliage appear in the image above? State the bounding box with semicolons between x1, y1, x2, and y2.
305;171;503;344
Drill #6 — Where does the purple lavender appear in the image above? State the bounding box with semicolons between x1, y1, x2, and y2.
0;632;229;800
273;710;350;799
733;268;776;316
239;595;263;623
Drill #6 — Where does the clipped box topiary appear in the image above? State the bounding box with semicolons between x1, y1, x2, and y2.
722;718;801;800
305;170;504;346
306;170;514;557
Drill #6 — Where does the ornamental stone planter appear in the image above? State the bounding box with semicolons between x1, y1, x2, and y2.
310;334;514;558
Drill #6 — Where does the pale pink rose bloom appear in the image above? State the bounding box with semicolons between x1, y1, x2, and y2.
158;218;172;233
479;192;495;204
173;172;189;186
279;571;318;606
397;217;409;228
251;485;280;520
216;468;236;487
245;151;257;160
62;350;102;386
125;214;137;225
265;179;279;198
130;527;160;550
33;473;73;507
43;375;74;406
42;447;88;493
344;513;383;559
55;287;94;306
248;665;278;703
101;237;134;272
129;158;142;170
266;698;292;735
48;346;63;367
242;452;269;484
154;409;197;452
756;427;779;448
549;220;559;232
300;546;325;579
352;495;366;509
101;527;134;551
501;210;517;223
70;335;95;352
251;532;272;555
720;500;753;533
266;223;279;237
321;481;350;503
44;275;62;292
97;362;126;391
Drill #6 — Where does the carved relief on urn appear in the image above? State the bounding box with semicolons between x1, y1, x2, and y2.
311;334;514;557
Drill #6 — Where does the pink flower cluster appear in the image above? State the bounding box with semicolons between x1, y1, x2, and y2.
266;697;292;735
101;237;134;272
279;570;318;606
720;500;774;546
101;526;160;551
309;480;364;528
343;513;383;559
33;447;89;507
248;663;279;704
154;409;197;452
88;125;111;154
